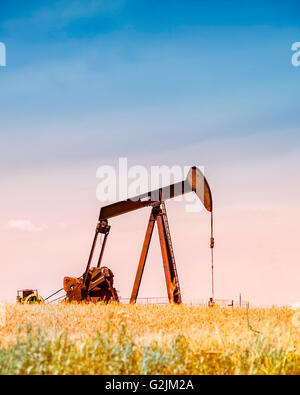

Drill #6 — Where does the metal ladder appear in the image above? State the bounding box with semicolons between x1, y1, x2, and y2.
161;201;181;301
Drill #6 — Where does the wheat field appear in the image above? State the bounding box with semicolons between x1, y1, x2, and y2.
0;303;299;375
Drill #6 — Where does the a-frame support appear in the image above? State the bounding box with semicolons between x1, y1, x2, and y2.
130;203;182;304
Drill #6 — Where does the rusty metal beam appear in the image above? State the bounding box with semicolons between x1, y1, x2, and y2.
156;213;175;303
83;224;100;284
99;166;212;221
96;228;110;268
130;208;157;304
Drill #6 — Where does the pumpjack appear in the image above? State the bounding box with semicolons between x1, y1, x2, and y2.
64;166;213;304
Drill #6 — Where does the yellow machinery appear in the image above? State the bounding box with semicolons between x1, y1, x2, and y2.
17;289;44;304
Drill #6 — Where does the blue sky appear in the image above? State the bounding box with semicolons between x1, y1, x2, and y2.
0;0;299;170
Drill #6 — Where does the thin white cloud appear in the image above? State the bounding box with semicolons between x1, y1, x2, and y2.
7;219;47;233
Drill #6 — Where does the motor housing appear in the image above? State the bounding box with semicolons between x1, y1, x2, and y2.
64;267;119;303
